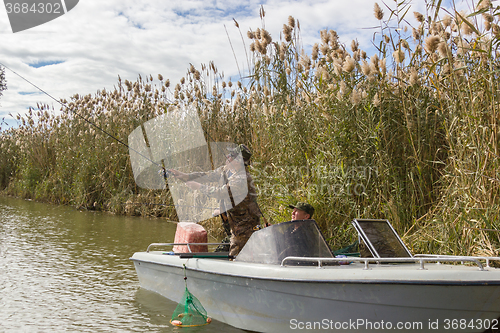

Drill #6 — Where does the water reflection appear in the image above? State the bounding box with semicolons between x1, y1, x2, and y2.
0;196;244;332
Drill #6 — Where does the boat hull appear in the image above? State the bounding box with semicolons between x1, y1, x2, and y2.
131;252;500;332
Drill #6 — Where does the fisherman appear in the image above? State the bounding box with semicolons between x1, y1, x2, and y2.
169;144;261;257
278;202;319;264
289;202;314;221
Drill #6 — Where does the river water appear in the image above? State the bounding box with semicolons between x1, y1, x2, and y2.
0;196;244;332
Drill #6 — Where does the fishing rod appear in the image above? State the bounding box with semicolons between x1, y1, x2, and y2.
1;63;270;226
1;61;252;163
0;62;240;173
0;62;251;188
0;62;163;170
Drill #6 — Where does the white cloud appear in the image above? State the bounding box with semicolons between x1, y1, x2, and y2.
0;0;430;128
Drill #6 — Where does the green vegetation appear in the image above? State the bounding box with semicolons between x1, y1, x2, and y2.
1;0;500;256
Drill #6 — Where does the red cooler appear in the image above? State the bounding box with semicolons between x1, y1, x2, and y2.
172;222;208;253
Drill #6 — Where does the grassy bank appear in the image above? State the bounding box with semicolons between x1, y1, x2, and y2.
1;0;500;255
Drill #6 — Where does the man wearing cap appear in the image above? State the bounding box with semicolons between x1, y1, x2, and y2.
279;202;318;262
289;202;315;221
169;144;261;257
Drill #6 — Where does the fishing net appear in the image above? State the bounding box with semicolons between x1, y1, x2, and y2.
128;105;248;223
170;286;211;327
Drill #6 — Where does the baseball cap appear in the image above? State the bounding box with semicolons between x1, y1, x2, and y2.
288;202;314;217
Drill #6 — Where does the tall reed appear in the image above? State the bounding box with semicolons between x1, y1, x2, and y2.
1;0;499;255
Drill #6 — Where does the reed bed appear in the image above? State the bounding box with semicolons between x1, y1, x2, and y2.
1;0;500;255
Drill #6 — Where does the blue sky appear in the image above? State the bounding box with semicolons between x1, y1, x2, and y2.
0;0;463;130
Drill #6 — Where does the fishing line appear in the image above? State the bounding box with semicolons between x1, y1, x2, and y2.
0;64;235;201
1;63;269;224
0;62;237;167
0;62;162;168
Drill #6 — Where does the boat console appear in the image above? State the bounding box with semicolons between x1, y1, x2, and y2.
236;219;333;265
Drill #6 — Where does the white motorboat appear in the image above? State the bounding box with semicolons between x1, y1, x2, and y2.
131;219;500;333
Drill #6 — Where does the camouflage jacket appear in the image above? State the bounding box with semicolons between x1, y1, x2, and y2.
186;166;261;219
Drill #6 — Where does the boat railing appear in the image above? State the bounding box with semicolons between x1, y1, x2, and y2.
146;242;227;253
414;254;500;268
280;256;500;271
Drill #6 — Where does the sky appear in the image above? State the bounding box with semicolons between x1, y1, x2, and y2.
0;0;438;129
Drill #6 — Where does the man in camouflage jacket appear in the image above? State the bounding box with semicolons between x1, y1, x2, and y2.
170;144;261;256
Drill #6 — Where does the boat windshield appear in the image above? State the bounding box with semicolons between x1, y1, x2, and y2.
235;220;333;265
